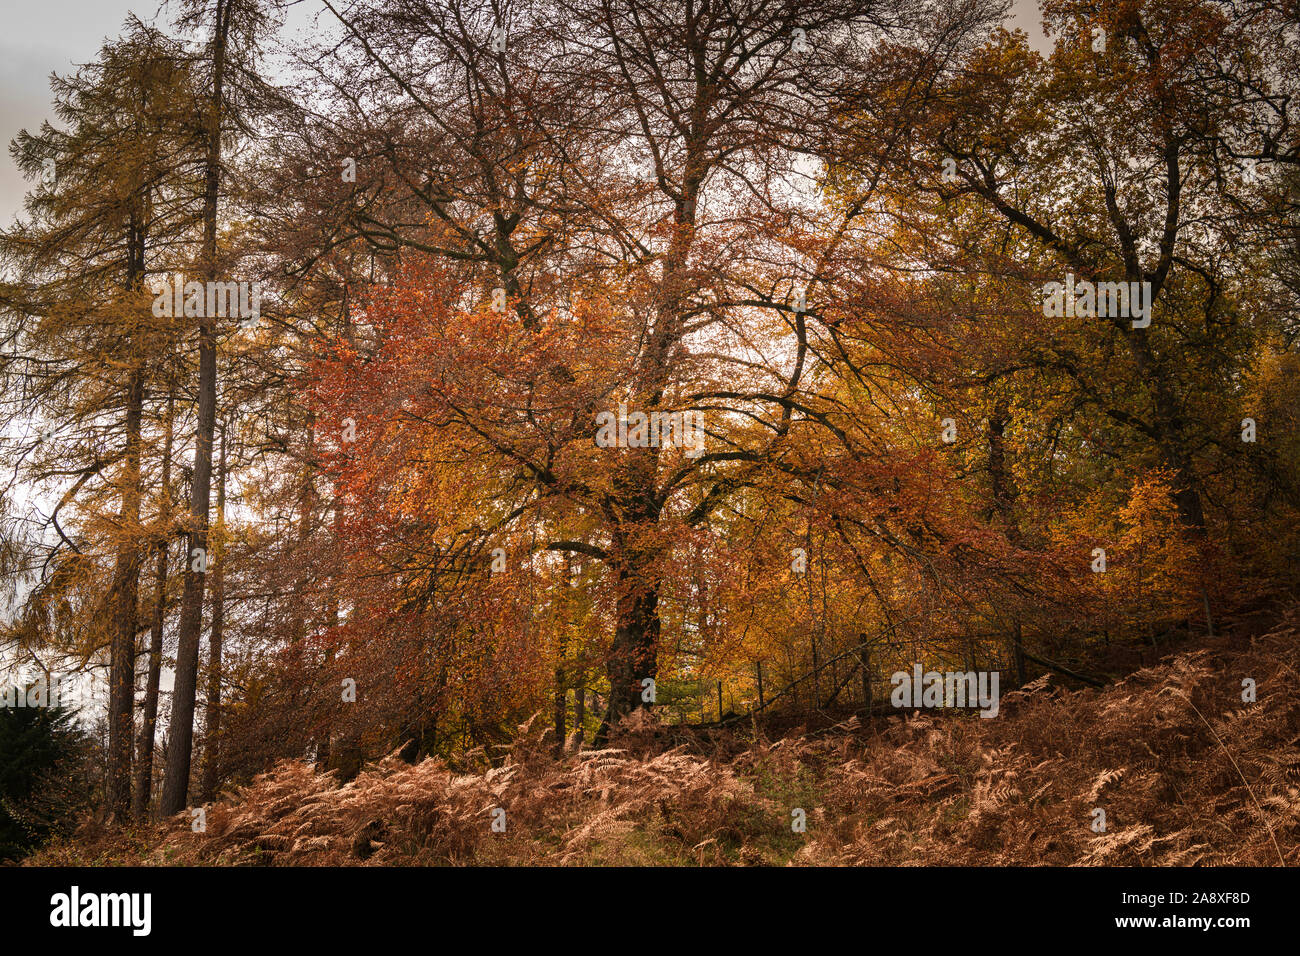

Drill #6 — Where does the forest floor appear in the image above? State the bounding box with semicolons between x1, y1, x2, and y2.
30;605;1300;866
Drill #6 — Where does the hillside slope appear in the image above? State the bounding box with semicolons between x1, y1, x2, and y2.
32;609;1300;866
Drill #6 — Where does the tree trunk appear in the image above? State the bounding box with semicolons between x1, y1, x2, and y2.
552;663;566;757
857;636;871;709
553;560;569;757
804;529;820;707
987;400;1027;687
106;368;144;820
597;551;660;741
108;201;149;821
134;387;174;819
160;0;228;817
572;676;585;752
1012;620;1027;688
316;294;352;769
290;417;317;643
1123;323;1207;533
594;150;703;743
200;422;227;802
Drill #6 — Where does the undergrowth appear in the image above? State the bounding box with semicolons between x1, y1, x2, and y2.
27;609;1300;867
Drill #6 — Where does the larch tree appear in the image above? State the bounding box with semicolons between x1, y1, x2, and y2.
0;21;204;818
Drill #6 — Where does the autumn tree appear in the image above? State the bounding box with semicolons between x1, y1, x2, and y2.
0;21;203;818
160;0;282;816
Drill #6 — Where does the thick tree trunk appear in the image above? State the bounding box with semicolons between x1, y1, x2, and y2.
593;147;702;743
596;400;666;743
160;0;228;816
597;552;660;741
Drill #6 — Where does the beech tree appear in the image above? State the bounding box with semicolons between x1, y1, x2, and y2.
303;0;1000;744
2;0;1296;821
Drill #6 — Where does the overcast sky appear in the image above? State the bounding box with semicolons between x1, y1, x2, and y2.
0;0;1050;227
0;1;163;226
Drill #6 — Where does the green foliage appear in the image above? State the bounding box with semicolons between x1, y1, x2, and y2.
0;689;89;861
